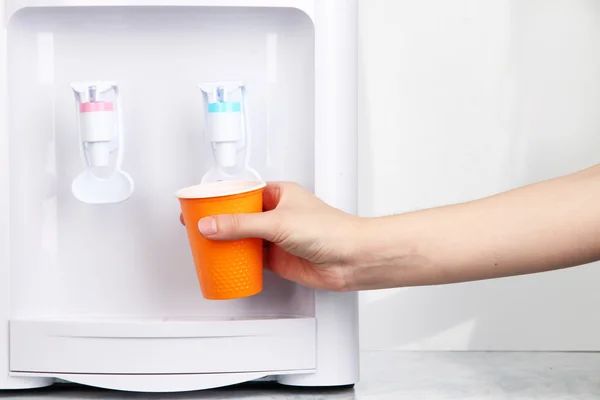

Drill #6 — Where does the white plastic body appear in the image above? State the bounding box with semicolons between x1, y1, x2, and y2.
208;111;242;167
279;0;359;387
0;0;358;393
80;110;115;167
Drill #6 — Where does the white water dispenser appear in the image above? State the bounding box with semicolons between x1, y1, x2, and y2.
0;0;358;393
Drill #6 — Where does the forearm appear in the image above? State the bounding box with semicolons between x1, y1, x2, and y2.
351;164;600;290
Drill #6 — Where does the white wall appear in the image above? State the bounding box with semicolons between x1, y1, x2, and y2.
358;0;600;350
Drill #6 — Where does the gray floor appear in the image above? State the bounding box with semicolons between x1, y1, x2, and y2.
1;351;600;399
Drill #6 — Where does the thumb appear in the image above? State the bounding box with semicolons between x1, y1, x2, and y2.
198;212;279;241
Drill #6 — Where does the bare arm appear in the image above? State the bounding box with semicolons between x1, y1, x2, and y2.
352;164;600;290
190;166;600;292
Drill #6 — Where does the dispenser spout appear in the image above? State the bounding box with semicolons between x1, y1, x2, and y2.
198;81;262;183
70;81;134;204
199;82;245;169
71;83;118;168
79;98;115;167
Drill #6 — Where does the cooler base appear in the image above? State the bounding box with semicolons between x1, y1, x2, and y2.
11;371;315;393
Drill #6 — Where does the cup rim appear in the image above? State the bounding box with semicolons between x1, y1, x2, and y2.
175;180;267;199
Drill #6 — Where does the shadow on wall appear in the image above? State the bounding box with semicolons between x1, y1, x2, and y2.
358;0;600;351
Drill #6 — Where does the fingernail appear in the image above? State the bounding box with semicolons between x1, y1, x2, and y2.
198;217;217;236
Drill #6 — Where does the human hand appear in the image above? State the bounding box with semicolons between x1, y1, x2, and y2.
180;182;363;291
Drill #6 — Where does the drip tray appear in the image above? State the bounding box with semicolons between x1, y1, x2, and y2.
10;316;316;374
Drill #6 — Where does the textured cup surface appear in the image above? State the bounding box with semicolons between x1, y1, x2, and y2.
176;181;266;300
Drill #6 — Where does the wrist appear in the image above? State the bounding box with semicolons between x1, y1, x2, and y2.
344;213;440;291
342;215;413;290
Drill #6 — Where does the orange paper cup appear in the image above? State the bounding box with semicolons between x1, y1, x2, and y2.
175;180;266;300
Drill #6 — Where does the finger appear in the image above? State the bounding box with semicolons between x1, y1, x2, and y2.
198;211;281;242
266;245;327;290
263;182;285;211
